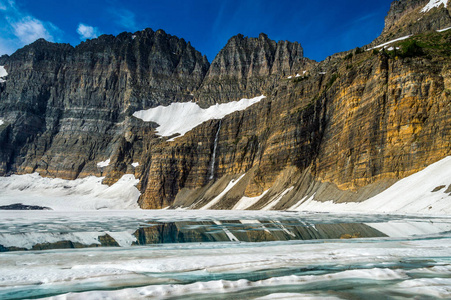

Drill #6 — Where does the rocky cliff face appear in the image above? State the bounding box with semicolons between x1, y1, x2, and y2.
373;0;451;45
1;0;451;210
0;29;209;179
196;33;313;106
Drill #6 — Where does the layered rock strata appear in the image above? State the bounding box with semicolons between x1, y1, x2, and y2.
1;0;451;210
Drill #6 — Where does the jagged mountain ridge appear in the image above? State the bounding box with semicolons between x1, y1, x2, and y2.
0;0;451;210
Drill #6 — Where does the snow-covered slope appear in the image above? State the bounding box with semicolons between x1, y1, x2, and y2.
133;95;265;140
421;0;448;13
1;155;450;215
291;156;451;215
0;173;141;210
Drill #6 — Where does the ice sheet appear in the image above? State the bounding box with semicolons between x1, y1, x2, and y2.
0;211;449;299
0;233;447;299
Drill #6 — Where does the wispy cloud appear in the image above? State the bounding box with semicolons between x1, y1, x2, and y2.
0;1;7;11
108;7;137;31
10;16;55;44
77;23;100;40
0;0;61;54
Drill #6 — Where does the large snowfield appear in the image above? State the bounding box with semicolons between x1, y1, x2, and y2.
0;173;141;210
132;95;265;140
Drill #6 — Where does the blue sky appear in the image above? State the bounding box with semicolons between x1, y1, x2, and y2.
0;0;392;62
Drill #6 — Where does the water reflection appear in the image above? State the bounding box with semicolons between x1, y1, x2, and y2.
1;211;451;251
134;221;385;245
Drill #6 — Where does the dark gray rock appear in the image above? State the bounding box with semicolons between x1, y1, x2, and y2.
196;33;313;106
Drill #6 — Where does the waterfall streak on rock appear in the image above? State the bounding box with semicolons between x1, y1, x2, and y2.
209;121;221;180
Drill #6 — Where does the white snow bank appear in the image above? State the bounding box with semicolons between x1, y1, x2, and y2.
367;220;451;237
262;187;294;211
132;95;265;140
291;156;451;215
200;174;246;210
233;190;269;210
0;173;141;210
0;66;7;77
131;162;139;167
421;0;448;13
369;35;412;50
97;158;110;168
0;120;3;126
437;26;451;32
0;66;7;83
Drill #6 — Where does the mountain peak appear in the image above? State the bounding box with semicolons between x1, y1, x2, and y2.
196;33;310;106
373;0;451;45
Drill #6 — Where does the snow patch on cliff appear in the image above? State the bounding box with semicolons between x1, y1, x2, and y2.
291;156;451;215
201;174;246;210
133;95;265;140
233;190;269;210
0;66;7;83
0;173;141;210
421;0;448;13
437;26;451;32
262;187;294;211
369;35;412;50
97;159;110;168
0;120;4;126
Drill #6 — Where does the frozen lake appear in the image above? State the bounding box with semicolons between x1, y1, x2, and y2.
1;210;451;299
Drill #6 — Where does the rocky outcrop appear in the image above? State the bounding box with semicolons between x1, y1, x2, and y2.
1;0;451;210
